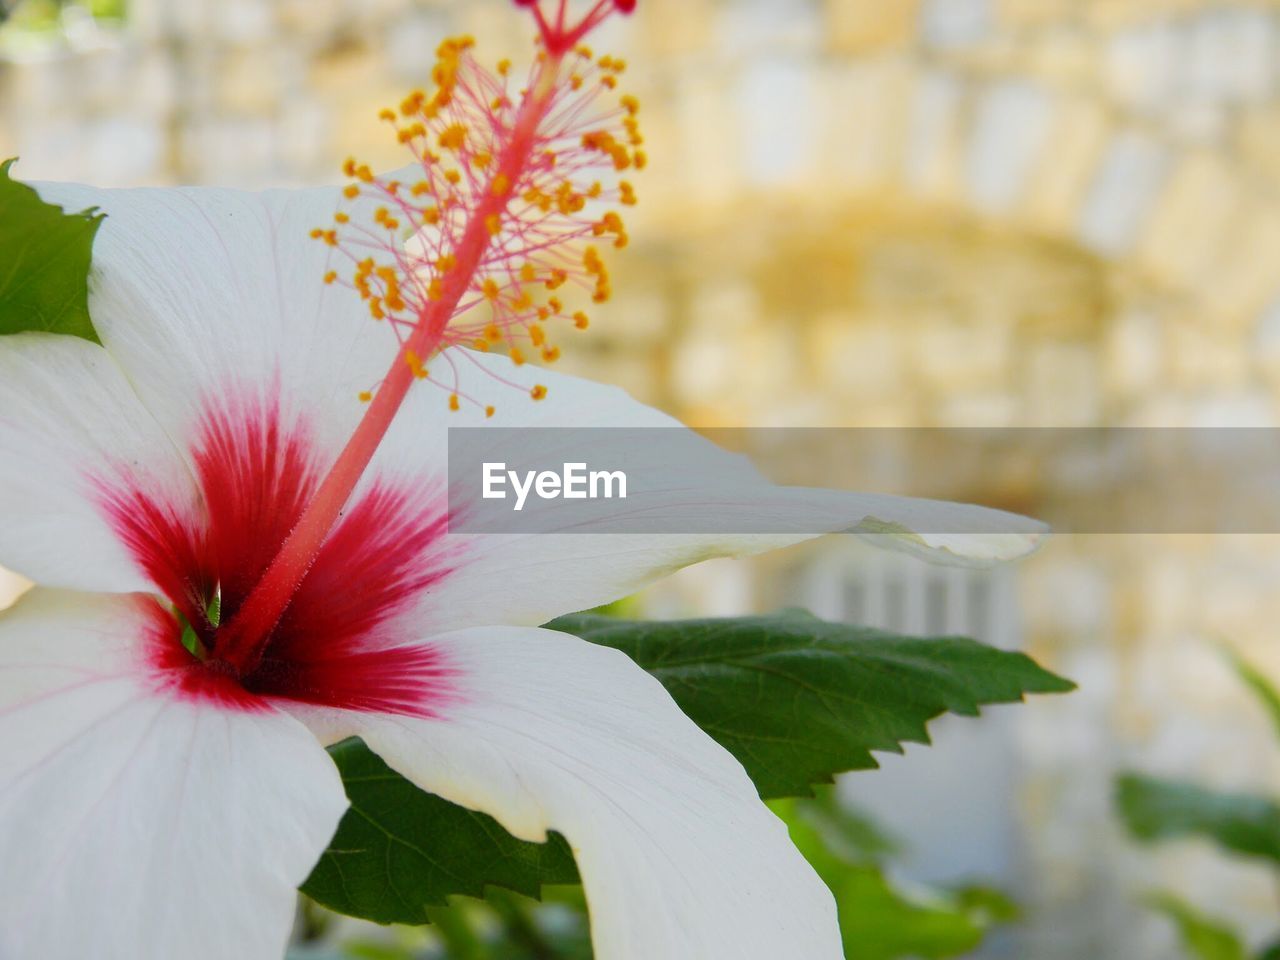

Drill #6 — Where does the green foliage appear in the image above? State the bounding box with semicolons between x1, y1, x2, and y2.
301;740;579;925
1117;651;1280;960
305;609;1071;943
1145;893;1248;960
547;609;1075;798
1116;774;1280;866
777;791;1019;960
0;159;102;343
1224;646;1280;741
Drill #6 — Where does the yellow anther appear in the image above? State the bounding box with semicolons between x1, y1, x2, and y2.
379;108;396;122
484;324;502;343
439;123;468;151
422;206;441;226
343;184;360;199
485;405;496;418
342;157;357;177
530;384;547;401
497;58;511;76
323;270;338;284
621;95;639;116
445;169;461;185
510;347;526;366
573;311;590;330
485;213;502;236
406;350;428;379
437;254;456;272
542;346;560;362
473;339;490;351
334;212;349;224
635;150;648;170
483;278;500;300
411;181;431;197
520;262;538;283
449;394;460;412
529;323;546;347
546;269;567;290
491;173;510;197
619;181;637;206
400;90;426;117
359;391;373;403
427;278;444;300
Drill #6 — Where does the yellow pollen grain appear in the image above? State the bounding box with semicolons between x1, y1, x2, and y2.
439;123;468;151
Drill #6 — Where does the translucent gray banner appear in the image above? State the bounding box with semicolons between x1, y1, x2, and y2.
446;427;1280;534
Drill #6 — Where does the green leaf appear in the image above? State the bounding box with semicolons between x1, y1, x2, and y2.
546;609;1075;798
1146;892;1248;960
775;795;1006;960
1222;646;1280;741
300;739;579;926
305;610;1073;927
0;158;103;343
1116;774;1280;866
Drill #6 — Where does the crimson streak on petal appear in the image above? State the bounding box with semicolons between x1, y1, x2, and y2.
95;386;460;717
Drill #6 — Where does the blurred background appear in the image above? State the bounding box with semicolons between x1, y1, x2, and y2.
4;0;1280;957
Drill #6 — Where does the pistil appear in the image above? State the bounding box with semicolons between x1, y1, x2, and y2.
213;0;641;676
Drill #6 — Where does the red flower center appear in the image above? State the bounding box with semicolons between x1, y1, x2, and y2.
97;387;459;717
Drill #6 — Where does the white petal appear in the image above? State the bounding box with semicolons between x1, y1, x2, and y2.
0;334;197;593
0;590;348;960
293;625;842;960
33;180;396;457
359;349;1044;633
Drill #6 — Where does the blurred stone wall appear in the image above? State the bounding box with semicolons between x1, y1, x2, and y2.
5;1;1280;958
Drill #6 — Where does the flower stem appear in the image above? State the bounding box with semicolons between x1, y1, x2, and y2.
215;54;562;675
